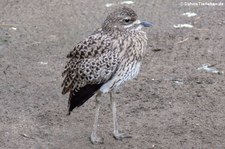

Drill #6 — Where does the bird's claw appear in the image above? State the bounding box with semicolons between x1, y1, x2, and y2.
90;133;104;144
113;133;132;140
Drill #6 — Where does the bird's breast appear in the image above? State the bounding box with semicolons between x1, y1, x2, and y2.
99;30;148;93
114;30;148;61
99;61;141;93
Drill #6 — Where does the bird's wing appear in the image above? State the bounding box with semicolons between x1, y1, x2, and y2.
62;32;119;95
66;30;112;59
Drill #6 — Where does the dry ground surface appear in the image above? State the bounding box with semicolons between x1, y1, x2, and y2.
0;0;225;149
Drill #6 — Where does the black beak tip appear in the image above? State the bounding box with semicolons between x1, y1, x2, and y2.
141;21;153;27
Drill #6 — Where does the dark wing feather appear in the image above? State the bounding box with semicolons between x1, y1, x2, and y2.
67;83;103;115
62;31;119;114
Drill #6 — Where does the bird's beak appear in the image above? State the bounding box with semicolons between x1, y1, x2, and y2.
140;21;153;27
128;20;153;30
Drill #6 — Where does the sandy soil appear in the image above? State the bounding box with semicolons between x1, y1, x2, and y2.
0;0;225;148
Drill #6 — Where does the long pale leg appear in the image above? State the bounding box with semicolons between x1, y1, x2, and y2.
90;92;104;144
110;92;132;140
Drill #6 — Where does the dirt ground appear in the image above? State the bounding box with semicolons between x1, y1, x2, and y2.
1;0;225;149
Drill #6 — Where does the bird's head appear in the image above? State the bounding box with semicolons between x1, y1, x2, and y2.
102;7;152;32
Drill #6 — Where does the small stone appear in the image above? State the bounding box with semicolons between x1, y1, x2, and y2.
152;48;162;52
194;37;199;40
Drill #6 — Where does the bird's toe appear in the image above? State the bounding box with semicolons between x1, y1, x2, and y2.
113;133;132;140
90;134;104;144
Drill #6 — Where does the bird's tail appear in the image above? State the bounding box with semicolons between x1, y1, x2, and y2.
67;84;103;115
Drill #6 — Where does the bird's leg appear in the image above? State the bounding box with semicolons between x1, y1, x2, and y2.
110;92;132;140
90;92;104;144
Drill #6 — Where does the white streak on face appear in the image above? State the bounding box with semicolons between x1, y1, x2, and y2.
134;20;141;24
124;20;141;28
135;25;143;31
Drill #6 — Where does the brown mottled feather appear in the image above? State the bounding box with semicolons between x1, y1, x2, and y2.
62;6;148;113
62;31;119;95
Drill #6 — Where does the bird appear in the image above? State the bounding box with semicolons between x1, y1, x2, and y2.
61;6;152;144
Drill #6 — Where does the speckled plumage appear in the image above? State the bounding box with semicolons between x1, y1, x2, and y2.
62;29;147;92
62;7;151;144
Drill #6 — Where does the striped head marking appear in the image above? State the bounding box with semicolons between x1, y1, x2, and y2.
102;7;152;32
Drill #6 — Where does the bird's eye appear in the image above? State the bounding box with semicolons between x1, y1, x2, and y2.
123;18;131;23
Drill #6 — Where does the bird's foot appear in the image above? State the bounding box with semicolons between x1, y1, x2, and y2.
90;133;104;144
113;132;132;140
